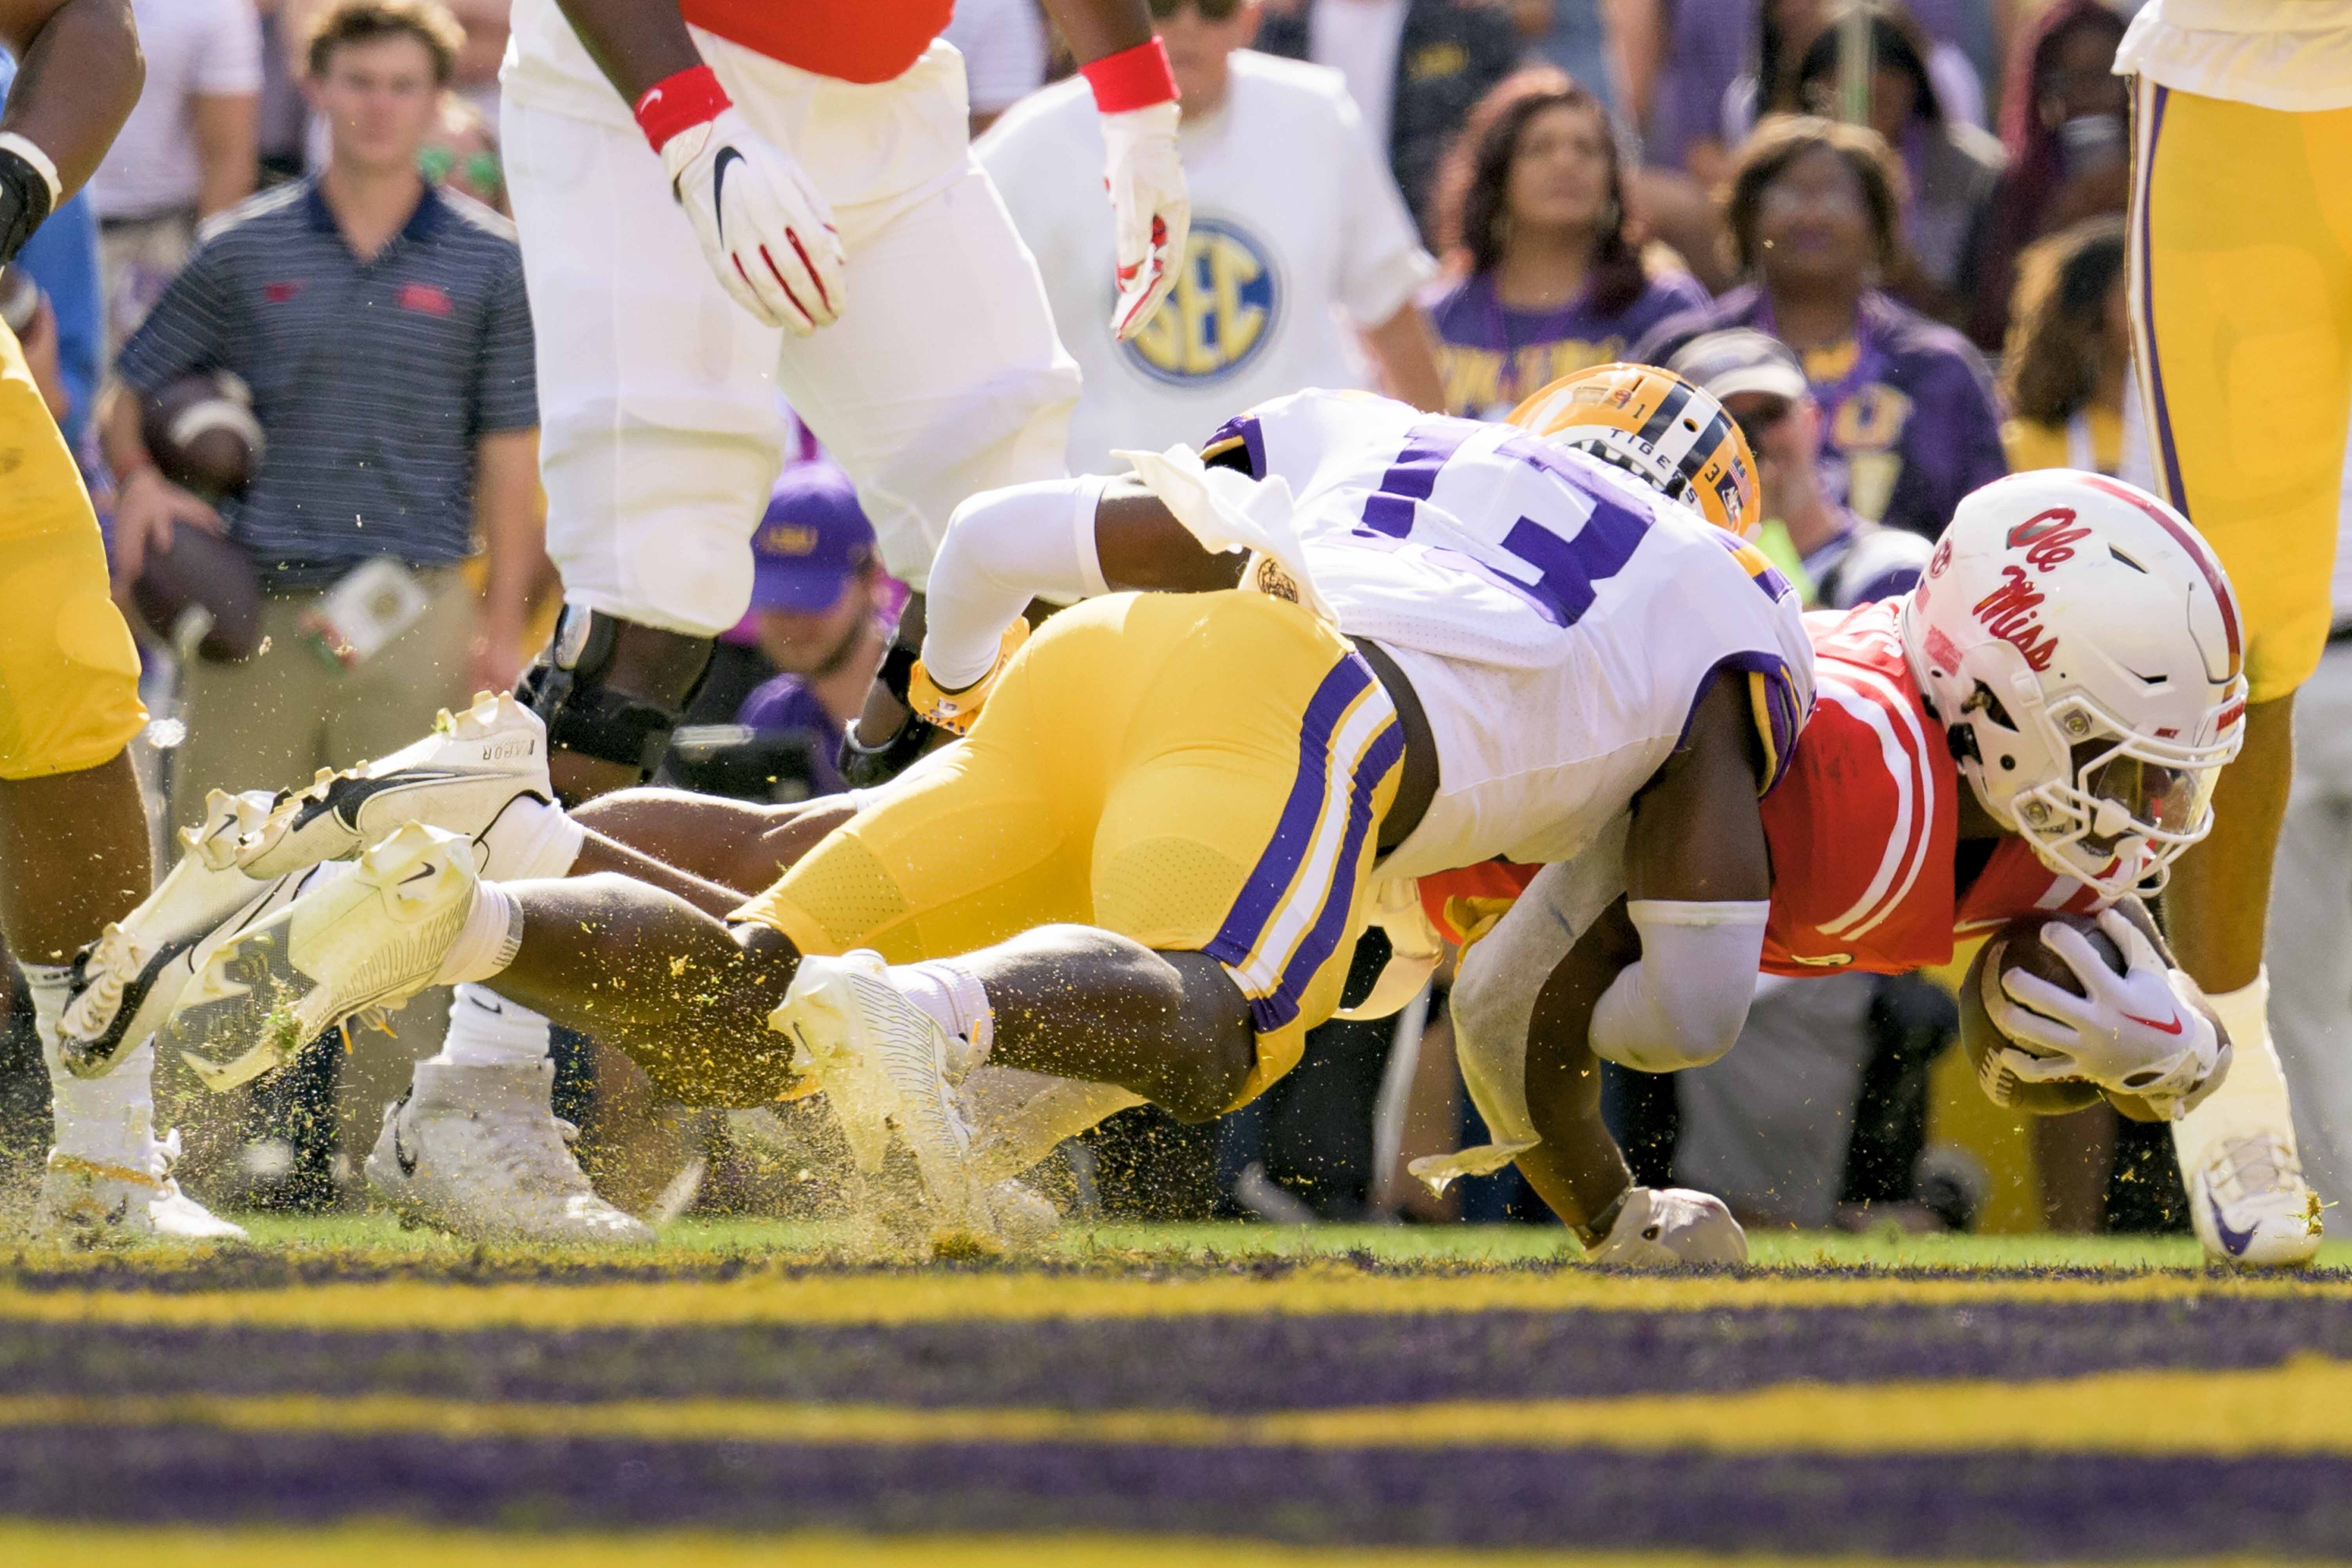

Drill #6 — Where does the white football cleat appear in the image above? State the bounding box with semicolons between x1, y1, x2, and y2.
987;1177;1062;1248
2186;1131;2324;1268
235;691;552;878
1584;1186;1749;1268
36;1133;247;1243
772;951;998;1245
363;1059;654;1246
161;822;482;1092
59;788;309;1079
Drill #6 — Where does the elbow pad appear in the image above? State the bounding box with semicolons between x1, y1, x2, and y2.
922;474;1110;690
1588;900;1769;1074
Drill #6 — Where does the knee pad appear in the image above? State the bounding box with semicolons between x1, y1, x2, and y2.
518;607;714;781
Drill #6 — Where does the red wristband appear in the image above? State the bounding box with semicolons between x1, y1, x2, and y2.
1080;37;1179;114
633;63;731;151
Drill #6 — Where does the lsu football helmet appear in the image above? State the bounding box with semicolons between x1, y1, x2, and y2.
1506;363;1760;538
1901;470;2246;899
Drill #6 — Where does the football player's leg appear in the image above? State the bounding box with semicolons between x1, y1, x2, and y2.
2131;84;2352;1262
504;94;787;806
768;149;1078;773
0;323;235;1239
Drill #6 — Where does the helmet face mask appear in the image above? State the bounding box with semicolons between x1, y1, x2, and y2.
1902;470;2247;901
1504;363;1761;537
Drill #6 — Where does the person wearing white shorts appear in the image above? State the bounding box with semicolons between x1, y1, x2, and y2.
370;0;1193;1243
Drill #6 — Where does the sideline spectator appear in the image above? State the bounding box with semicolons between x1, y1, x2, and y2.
1508;0;1621;116
88;0;263;360
1632;116;2004;540
942;0;1049;135
1256;0;1521;239
2000;218;2128;477
1791;10;2001;322
102;0;540;832
983;0;1442;472
1425;67;1707;419
1964;0;2128;351
730;466;895;801
1668;328;1927;606
1411;69;1712;416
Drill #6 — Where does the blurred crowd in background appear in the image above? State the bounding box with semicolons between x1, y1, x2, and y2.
6;0;2345;1240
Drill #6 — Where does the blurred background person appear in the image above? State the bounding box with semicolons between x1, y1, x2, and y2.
417;88;502;211
103;0;541;835
1503;0;1622;117
1255;0;1520;240
728;463;895;801
1789;8;2000;325
1423;66;1706;419
983;0;1442;473
1669;328;1927;604
1633;114;2004;541
1999;216;2127;477
944;0;1051;136
1964;0;2128;352
88;0;263;360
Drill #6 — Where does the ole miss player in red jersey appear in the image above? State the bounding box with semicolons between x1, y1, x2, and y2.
1428;470;2259;1265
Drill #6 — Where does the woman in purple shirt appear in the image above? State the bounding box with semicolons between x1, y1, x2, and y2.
1423;68;1708;421
1632;115;2005;541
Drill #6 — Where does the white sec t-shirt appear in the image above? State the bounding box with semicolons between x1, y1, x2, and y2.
89;0;264;220
979;51;1435;475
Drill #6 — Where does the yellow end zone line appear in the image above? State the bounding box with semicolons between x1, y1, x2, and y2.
0;1357;2344;1456
0;1522;2203;1568
2;1269;2347;1330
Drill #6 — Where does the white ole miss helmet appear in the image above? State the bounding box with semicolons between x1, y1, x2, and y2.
1900;470;2245;898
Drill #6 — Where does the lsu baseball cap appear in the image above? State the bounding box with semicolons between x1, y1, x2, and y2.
751;463;876;614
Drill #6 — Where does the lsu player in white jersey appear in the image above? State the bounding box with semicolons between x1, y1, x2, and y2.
90;367;1811;1251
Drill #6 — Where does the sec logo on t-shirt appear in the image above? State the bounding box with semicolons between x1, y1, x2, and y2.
1122;216;1281;386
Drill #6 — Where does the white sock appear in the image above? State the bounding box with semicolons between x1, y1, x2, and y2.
433;882;524;987
2176;968;2304;1176
30;963;157;1174
435;983;554;1069
889;958;993;1079
476;794;585;882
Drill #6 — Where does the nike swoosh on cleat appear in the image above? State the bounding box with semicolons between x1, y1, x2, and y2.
292;769;489;834
67;933;206;1065
2209;1193;2258;1257
2123;1011;2185;1035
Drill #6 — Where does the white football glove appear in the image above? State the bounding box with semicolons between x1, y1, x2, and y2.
1987;909;2229;1119
1100;100;1188;341
660;108;845;335
1584;1187;1749;1268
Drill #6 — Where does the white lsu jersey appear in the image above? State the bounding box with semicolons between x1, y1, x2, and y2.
1193;390;1816;879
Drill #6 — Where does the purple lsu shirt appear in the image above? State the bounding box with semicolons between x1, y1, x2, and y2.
1424;269;1711;421
735;674;849;797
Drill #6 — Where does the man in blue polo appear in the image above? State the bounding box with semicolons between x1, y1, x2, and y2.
100;0;540;842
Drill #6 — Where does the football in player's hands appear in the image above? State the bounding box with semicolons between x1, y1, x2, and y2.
1960;911;2133;1116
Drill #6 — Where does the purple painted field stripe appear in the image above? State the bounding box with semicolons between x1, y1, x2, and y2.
9;1296;2352;1410
2;1430;2346;1558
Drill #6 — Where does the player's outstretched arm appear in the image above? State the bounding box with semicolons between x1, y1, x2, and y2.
1036;0;1187;339
1516;673;1775;1239
0;0;143;264
909;475;1241;729
552;0;844;333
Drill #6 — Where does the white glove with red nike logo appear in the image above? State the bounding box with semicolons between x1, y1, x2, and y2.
1082;40;1189;341
1987;908;2229;1118
636;65;844;334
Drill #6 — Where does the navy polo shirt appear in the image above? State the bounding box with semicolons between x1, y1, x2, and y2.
115;179;537;587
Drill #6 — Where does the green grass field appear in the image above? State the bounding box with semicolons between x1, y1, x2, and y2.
175;1212;2352;1274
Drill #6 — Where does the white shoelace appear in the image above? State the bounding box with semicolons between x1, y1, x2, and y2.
2207;1131;2304;1206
